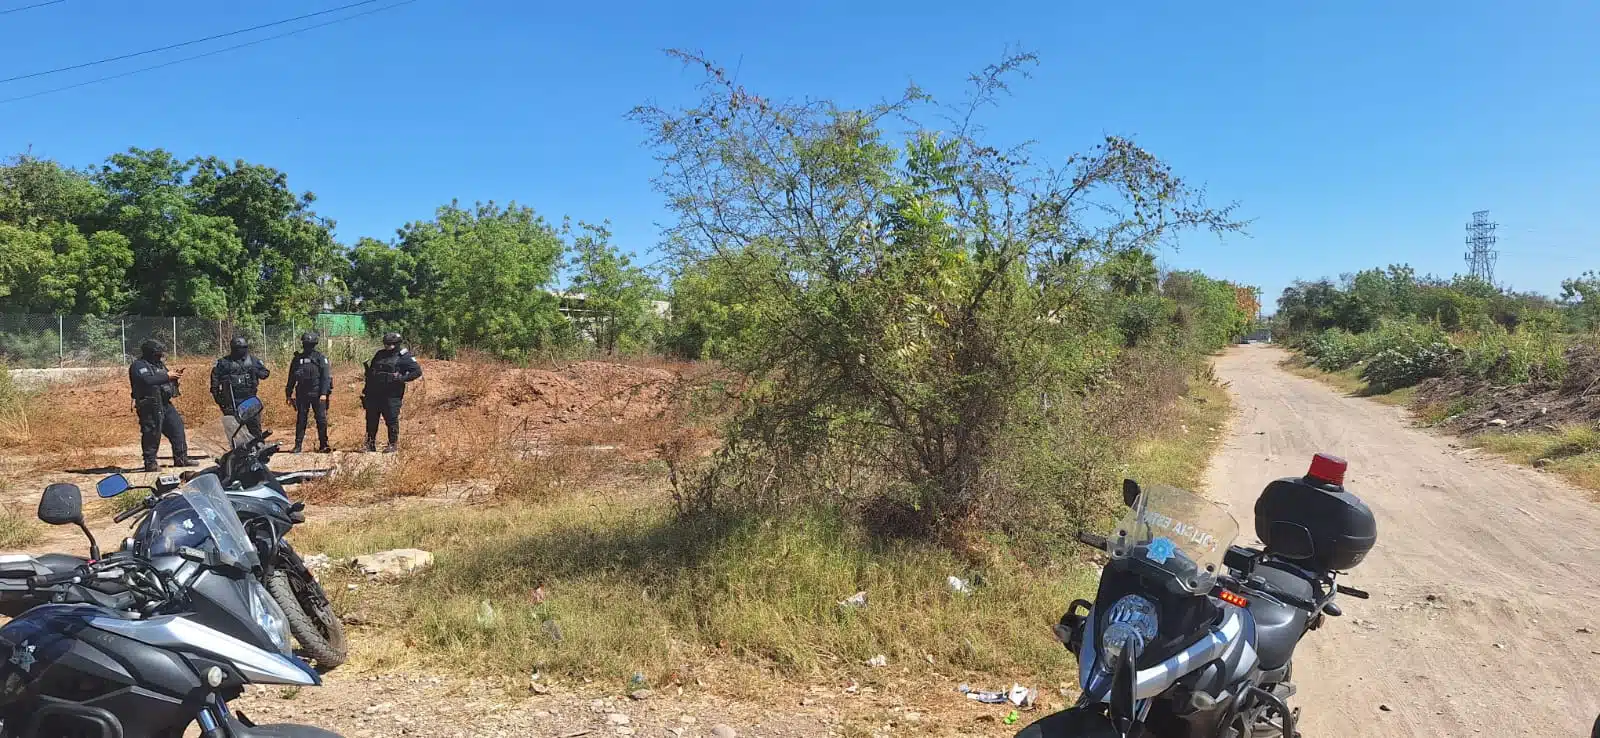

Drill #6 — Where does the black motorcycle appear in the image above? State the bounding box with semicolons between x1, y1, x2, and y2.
113;395;347;670
1016;453;1377;738
0;478;342;737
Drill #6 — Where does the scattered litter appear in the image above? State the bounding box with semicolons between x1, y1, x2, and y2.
530;586;548;604
1578;626;1593;634
958;683;1034;707
865;654;888;668
1492;643;1504;649
838;591;868;609
958;685;1007;704
1488;418;1508;427
1379;704;1392;713
844;681;859;694
301;553;331;574
946;576;972;594
1004;710;1020;725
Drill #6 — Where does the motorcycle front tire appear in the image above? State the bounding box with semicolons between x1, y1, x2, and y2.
1013;708;1122;738
266;568;349;671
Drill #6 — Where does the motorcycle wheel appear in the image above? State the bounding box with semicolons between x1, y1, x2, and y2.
266;568;348;671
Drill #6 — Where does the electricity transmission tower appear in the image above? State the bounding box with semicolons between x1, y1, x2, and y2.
1464;210;1499;283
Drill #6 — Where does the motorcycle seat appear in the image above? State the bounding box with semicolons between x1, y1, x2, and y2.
36;553;88;575
1246;562;1314;671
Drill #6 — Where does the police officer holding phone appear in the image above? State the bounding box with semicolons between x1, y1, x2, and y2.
129;339;193;472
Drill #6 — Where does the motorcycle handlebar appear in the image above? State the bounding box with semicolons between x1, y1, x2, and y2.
113;502;148;524
28;569;81;588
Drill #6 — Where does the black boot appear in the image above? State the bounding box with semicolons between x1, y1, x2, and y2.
143;461;159;473
291;442;304;454
316;444;333;453
173;457;197;468
383;444;398;454
363;439;377;453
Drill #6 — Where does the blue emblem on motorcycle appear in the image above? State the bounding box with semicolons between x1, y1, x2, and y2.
1146;537;1176;564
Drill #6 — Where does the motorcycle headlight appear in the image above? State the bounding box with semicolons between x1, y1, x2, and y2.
1101;594;1159;667
248;580;293;655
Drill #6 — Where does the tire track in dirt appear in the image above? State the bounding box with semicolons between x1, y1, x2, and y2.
1206;345;1600;737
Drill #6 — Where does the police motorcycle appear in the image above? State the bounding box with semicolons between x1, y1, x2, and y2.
114;395;347;671
0;473;341;737
1015;453;1376;738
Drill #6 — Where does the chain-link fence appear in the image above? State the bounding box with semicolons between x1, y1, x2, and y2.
0;314;379;368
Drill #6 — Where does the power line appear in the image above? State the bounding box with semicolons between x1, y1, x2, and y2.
0;0;416;104
0;0;65;16
0;0;384;85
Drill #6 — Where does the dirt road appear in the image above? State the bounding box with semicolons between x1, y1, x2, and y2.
1206;345;1600;737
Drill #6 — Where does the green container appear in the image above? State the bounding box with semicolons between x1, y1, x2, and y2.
313;313;368;337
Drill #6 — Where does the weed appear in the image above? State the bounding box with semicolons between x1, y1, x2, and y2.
0;503;39;548
291;494;1090;690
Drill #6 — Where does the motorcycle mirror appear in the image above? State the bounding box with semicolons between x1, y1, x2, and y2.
1267;521;1317;560
96;473;132;498
39;483;86;526
1122;479;1142;508
40;483;100;560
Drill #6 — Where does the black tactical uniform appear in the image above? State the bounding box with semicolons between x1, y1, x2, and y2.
286;332;334;453
129;339;191;472
361;332;422;452
210;337;270;439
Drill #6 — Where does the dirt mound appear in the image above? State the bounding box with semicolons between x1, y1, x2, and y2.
1414;345;1600;433
424;360;681;424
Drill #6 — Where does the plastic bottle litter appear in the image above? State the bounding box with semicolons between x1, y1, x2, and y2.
838;591;868;608
947;575;972;594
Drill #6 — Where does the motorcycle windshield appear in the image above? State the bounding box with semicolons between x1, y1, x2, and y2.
145;474;259;569
1107;483;1238;594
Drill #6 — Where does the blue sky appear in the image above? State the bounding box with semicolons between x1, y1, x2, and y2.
1;0;1595;306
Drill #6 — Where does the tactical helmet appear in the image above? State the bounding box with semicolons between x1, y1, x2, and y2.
301;331;320;346
229;336;250;352
140;339;166;358
382;332;402;347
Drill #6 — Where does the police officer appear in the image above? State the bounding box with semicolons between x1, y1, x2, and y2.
285;331;333;454
210;336;270;438
129;339;192;472
361;332;422;452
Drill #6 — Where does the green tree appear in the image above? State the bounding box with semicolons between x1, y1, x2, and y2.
189;157;343;323
344;236;417;323
1561;271;1600;331
565;221;659;354
0;156;133;313
96;148;243;319
387;200;567;357
635;51;1242;531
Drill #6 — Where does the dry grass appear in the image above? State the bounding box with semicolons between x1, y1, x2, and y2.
1471;423;1600;491
0;503;39;548
1123;377;1232;491
280;370;1231;697
293;493;1092;696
